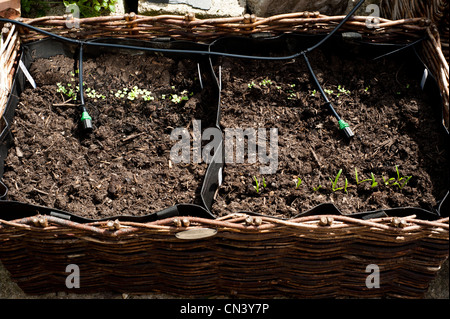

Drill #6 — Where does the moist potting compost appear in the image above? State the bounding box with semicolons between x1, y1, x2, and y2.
1;40;219;220
1;2;448;223
0;29;449;222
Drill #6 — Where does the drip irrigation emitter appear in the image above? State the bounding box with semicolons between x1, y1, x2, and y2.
77;44;93;133
302;53;354;139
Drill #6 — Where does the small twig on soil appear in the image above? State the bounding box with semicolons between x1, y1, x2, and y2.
213;187;220;200
52;103;79;107
122;132;145;142
53;97;77;107
32;187;49;196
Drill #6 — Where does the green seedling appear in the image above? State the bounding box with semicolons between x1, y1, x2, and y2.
337;85;350;97
310;89;317;97
253;176;260;193
313;185;322;192
355;168;372;185
259;79;272;86
370;172;378;188
253;176;267;193
253;176;262;193
354;168;377;188
382;175;396;186
114;86;155;101
162;88;190;104
57;82;106;101
170;94;189;104
324;89;334;95
287;84;297;100
248;81;256;89
392;165;412;189
329;169;347;192
295;177;302;189
56;82;77;100
364;86;370;92
287;92;296;100
86;87;105;99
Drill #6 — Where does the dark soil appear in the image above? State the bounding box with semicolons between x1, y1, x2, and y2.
3;53;214;219
2;46;448;219
211;49;449;218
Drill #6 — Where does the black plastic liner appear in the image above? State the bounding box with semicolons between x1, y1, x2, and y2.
0;34;448;222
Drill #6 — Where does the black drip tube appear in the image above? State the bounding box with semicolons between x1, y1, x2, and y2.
303;53;354;139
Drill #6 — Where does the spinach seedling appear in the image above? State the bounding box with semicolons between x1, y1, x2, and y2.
369;172;378;188
382;175;396;186
253;176;267;193
355;168;377;188
253;176;260;193
392;165;412;189
295;177;302;189
330;169;347;192
355;168;372;185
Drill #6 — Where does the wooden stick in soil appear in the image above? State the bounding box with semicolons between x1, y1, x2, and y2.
53;102;79;107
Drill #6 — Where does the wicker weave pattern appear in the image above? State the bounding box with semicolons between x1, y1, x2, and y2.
0;214;448;297
381;0;449;129
18;12;430;42
0;23;19;118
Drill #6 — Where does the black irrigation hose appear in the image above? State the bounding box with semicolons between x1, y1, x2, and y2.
303;53;354;139
1;0;366;60
77;44;93;133
304;0;366;54
2;1;366;138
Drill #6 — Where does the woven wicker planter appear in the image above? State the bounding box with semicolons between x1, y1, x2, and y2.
0;9;449;298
